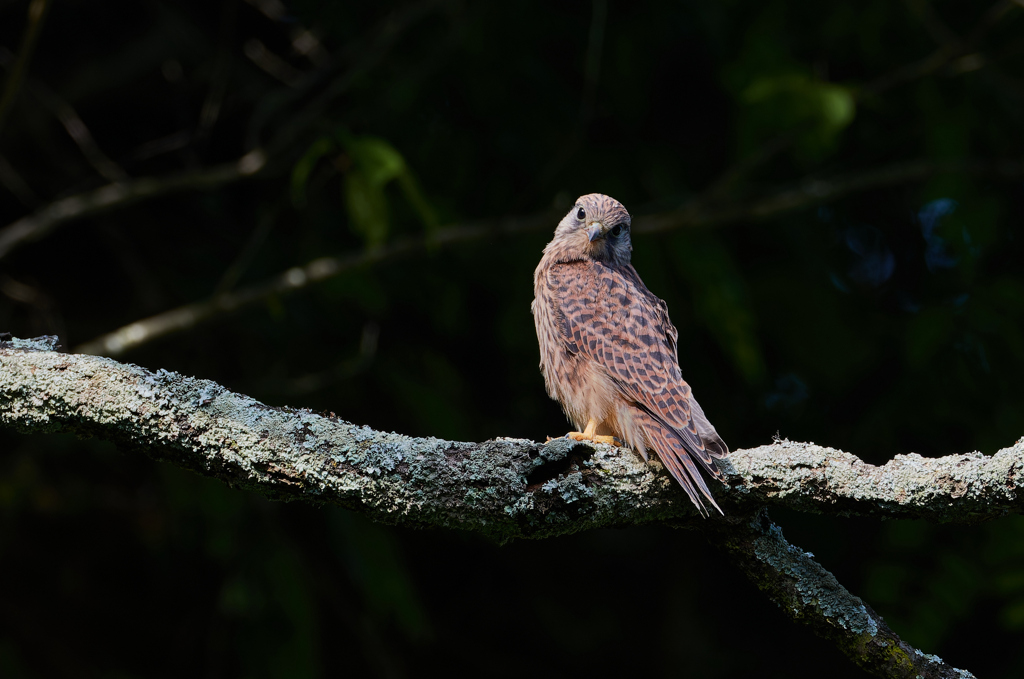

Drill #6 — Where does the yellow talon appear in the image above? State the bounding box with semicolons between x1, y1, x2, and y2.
564;419;622;446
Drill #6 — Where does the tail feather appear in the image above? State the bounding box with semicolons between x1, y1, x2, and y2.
690;397;729;460
646;425;706;514
638;410;724;516
651;400;726;484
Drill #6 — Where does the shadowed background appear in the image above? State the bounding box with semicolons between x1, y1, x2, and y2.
1;0;1023;676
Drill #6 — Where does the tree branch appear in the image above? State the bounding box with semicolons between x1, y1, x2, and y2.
73;209;558;356
249;0;451;155
701;510;977;679
863;0;1020;95
0;0;448;264
0;150;267;261
0;335;994;678
74;157;1024;357
721;437;1024;522
0;0;51;139
3;337;1022;531
632;158;1024;234
25;76;129;183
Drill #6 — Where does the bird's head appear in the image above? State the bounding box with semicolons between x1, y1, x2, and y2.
550;193;632;265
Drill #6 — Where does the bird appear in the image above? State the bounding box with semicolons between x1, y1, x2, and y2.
532;193;729;515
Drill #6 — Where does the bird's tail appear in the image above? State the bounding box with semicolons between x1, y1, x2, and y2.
636;409;725;516
689;396;729;461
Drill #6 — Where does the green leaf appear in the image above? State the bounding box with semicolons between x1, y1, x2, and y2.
339;134;437;247
722;7;856;160
344;170;390;248
741;73;856;157
291;136;338;207
345;136;407;187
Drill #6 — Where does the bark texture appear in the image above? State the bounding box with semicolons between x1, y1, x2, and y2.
2;337;1020;534
0;336;1005;678
701;510;976;679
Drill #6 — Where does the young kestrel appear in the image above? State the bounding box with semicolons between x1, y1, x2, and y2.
532;193;729;515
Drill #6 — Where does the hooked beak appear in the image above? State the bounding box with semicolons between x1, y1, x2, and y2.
586;222;606;242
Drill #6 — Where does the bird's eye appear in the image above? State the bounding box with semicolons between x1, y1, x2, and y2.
609;225;623;237
576;207;586;220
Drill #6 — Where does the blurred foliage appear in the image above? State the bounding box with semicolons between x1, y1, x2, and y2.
723;10;858;159
292;131;436;248
1;0;1023;676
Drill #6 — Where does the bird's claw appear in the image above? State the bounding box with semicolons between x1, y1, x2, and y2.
563;431;622;446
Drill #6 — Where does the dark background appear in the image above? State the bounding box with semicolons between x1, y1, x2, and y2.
1;0;1024;676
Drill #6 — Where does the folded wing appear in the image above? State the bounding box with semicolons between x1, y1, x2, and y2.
546;260;727;512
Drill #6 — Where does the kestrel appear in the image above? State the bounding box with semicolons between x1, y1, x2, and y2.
532;193;729;515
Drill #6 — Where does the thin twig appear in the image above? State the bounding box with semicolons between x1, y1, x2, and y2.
0;153;40;207
195;0;237;143
216;154;343;294
0;0;444;262
127;130;194;163
2;0;1004;274
243;0;330;66
250;0;449;155
214;200;286;294
244;39;304;87
698;133;795;205
904;0;963;51
0;0;51;139
73;157;1024;357
74;210;555;356
0;150;267;261
632;158;1024;233
26;78;129;183
283;321;380;395
0;276;65;340
863;0;1021;95
966;0;1019;45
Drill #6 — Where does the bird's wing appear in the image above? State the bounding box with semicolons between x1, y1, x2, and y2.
545;260;727;485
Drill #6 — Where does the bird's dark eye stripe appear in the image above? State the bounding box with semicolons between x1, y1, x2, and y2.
576;207;586;220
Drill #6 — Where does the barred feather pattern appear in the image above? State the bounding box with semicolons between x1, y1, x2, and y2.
532;193;728;515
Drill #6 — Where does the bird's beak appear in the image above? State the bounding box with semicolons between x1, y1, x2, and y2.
586;222;605;242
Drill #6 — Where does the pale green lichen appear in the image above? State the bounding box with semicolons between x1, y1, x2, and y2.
0;336;989;678
10;333;1020;530
753;518;879;637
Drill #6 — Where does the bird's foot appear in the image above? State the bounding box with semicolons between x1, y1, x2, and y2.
561;418;622;446
564;431;622;446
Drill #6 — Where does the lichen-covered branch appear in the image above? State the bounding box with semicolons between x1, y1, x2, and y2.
0;336;998;678
3;337;1023;532
0;335;701;539
720;436;1024;522
700;510;976;679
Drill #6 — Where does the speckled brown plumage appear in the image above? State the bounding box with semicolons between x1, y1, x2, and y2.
532;193;728;514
